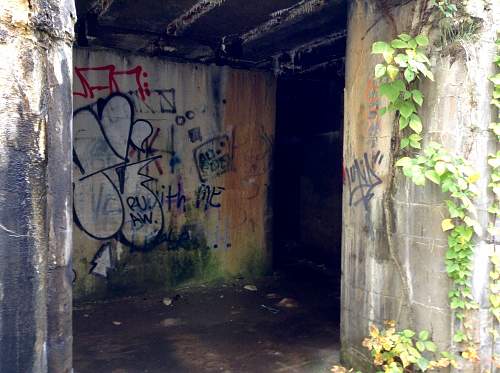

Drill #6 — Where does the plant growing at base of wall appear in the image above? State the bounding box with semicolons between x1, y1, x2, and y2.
331;321;457;373
372;33;482;355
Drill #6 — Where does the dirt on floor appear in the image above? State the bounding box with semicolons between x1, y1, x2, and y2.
73;261;341;373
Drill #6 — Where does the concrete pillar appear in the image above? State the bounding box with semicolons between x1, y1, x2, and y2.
0;1;75;372
342;0;499;371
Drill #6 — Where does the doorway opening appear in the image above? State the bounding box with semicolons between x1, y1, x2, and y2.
71;1;347;372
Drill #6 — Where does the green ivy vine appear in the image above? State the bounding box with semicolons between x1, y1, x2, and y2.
488;35;500;341
372;32;482;356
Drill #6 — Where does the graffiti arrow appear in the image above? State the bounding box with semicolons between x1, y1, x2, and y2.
89;242;113;277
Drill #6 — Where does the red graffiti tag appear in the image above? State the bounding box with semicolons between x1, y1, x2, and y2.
129;127;164;175
74;65;150;101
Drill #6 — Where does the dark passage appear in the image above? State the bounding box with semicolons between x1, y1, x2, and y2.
273;70;345;272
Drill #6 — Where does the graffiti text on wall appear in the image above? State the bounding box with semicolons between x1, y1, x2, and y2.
194;135;232;182
73;93;165;249
365;79;381;148
346;150;383;211
73;92;228;251
74;65;151;101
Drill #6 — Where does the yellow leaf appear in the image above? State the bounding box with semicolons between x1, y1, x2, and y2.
442;218;455;232
387;65;399;80
466;172;480;184
369;323;380;337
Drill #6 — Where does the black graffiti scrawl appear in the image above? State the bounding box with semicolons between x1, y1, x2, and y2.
194;135;232;182
346;150;384;211
73;93;165;249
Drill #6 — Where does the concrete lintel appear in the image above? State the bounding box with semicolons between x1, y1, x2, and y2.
166;0;226;36
240;0;329;45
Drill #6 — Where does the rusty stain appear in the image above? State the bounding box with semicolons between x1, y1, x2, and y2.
221;69;276;272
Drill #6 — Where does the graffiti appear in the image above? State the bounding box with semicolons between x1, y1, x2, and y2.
73;93;165;249
188;127;203;143
74;65;151;101
365;79;381;146
174;110;196;126
129;88;177;114
195;184;225;211
152;183;224;213
89;242;113;277
194;135;232;182
346;150;384;210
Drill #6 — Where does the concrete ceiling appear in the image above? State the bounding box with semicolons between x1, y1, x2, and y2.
75;0;347;76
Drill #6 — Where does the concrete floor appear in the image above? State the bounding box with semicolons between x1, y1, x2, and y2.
73;261;341;373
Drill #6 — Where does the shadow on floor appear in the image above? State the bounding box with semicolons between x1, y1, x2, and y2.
73;261;341;373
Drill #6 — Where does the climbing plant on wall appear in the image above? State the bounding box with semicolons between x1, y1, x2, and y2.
371;31;482;358
488;35;500;349
332;2;497;373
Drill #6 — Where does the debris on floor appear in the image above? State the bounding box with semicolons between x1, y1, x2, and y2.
74;263;341;373
277;297;299;308
162;297;173;306
243;284;258;291
160;318;183;327
266;293;280;299
260;304;280;314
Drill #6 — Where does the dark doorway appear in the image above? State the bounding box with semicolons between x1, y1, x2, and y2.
273;70;345;271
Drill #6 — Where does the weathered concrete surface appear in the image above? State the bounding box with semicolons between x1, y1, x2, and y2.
73;48;276;301
74;263;340;373
0;0;75;372
342;0;499;371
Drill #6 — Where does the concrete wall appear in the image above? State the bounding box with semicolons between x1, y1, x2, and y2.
0;1;74;371
72;48;275;301
342;0;499;371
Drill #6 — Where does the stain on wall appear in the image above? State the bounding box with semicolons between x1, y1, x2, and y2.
73;48;276;300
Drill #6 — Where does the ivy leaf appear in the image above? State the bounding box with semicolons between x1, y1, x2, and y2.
466;172;480;184
424;341;437;352
409;133;422;149
387;65;400;80
398;33;412;41
395;157;412;167
464;216;482;236
425;170;440;184
434;161;447;175
372;41;391;54
412;90;424;106
380;83;400;102
490;74;500;85
392;79;405;91
415;34;429;46
416;341;426;352
404;68;416;82
383;50;395;64
442;218;455;232
399;116;409;130
416;357;430;371
400;101;415;119
394;53;409;67
419;330;429;341
402;329;415;338
400;137;410;149
375;64;387;78
409;113;423;133
414;51;431;64
391;39;408;49
413;172;426;185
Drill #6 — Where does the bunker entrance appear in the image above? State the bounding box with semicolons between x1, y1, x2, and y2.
72;1;347;372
